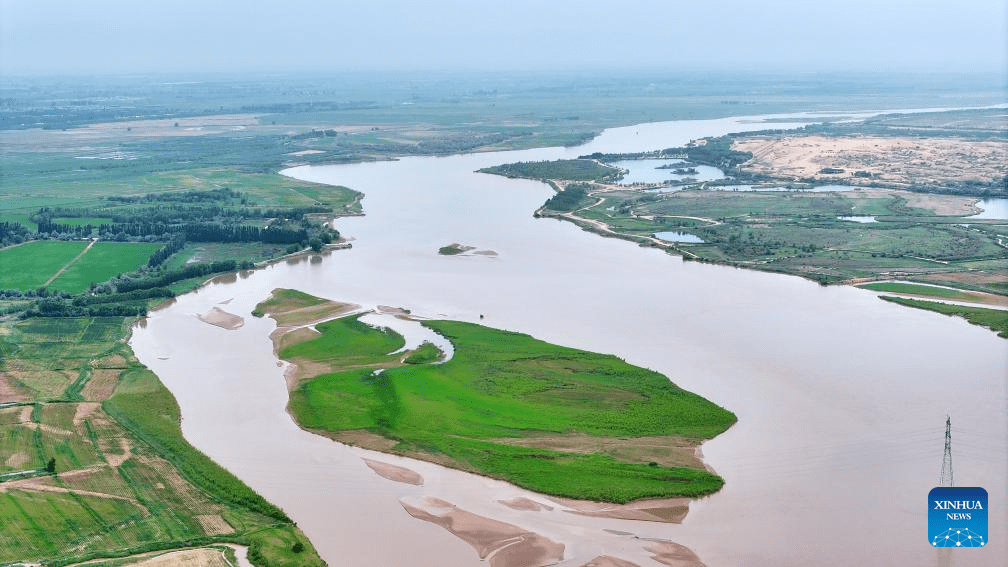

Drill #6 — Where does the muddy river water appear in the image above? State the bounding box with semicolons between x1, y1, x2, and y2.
130;113;1006;566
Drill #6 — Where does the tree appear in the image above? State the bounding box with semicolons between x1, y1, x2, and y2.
45;458;56;473
291;542;304;553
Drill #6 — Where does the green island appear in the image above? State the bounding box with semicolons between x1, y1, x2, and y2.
260;292;736;504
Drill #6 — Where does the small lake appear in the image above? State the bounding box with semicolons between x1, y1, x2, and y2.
654;231;704;243
969;198;1008;219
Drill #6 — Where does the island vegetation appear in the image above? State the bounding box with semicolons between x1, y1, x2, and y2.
260;295;736;504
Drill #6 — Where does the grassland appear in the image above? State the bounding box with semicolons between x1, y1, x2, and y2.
0;314;324;567
274;307;735;504
0;241;88;291
878;297;1008;338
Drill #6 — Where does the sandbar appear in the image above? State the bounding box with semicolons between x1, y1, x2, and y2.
197;307;245;330
362;458;424;486
401;497;564;567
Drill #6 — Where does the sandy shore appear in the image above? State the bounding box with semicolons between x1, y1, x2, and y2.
401;497;564;567
362;458;424;486
551;495;692;524
197;307;245;330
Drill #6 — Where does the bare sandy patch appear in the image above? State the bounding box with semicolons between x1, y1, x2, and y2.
72;402;100;426
362;458;424;486
852;187;978;216
551;495;691;524
401;497;564;567
645;539;706;567
270;302;357;327
273;326;320;354
377;305;412;317
93;353;129;368
582;556;642;567
18;405;32;424
196;514;235;536
198;307;245;330
733;135;1007;188
5;451;29;468
106;437;133;468
117;547;232;567
498;497;553;512
920;271;1008;291
0;375;30;403
81;369;120;400
493;432;705;470
318;429;399;452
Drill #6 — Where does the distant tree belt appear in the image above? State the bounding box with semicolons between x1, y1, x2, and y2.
544;183;590;212
24;298;147;318
81;222;311;244
147;238;185;268
116;261;241;293
580;137;753;169
40;203;333;223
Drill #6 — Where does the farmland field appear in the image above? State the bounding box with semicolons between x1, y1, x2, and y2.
50;243;162;294
0;241;87;291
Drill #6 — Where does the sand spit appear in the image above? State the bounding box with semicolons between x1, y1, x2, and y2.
581;556;643;567
401;497;564;567
362;458;424;486
197;307;245;330
644;540;706;567
498;496;553;512
552;495;691;524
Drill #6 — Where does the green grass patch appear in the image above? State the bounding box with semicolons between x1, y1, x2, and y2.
50;242;162;295
252;289;326;318
403;342;443;365
858;282;977;301
0;241;88;291
879;296;1008;338
287;315;735;503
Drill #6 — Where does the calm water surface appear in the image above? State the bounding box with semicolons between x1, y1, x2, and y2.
131;114;1007;567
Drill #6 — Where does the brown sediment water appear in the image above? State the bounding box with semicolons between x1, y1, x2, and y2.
131;112;1007;567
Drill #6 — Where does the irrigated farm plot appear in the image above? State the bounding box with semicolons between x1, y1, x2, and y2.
50;242;162;294
0;241;87;291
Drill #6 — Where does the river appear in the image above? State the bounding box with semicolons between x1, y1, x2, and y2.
130;113;1007;566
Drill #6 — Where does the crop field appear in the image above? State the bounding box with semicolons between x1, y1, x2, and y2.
50;243;162;295
0;314;325;566
0;241;88;291
282;313;735;503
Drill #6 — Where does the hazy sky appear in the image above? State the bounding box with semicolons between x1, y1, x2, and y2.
1;0;1005;76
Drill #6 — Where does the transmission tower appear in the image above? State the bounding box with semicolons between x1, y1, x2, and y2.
939;416;953;487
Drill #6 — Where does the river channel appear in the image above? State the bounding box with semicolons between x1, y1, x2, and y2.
130;113;1007;566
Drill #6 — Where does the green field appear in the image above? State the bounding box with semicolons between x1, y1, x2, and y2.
281;313;735;503
0;241;88;291
50;243;163;294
